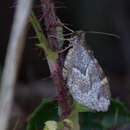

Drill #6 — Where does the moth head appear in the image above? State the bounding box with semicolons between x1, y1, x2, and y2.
72;31;86;46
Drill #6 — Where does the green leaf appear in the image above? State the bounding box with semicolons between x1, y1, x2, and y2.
101;99;130;128
74;101;90;112
79;111;103;130
79;99;130;130
27;100;59;130
30;11;58;61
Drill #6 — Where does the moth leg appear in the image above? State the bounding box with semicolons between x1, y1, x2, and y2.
58;44;73;54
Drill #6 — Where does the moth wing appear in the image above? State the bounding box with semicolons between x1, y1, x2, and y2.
86;60;110;111
88;51;111;99
73;45;91;75
67;59;110;112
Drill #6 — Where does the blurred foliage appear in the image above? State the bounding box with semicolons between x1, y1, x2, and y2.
44;121;58;130
27;100;59;130
27;99;130;130
79;99;130;130
73;101;90;112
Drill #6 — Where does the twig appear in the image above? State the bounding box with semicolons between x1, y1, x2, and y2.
0;0;33;130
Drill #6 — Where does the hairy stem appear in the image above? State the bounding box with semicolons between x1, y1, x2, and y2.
30;8;70;119
41;0;71;120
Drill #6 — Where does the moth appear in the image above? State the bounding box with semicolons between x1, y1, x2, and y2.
62;31;111;112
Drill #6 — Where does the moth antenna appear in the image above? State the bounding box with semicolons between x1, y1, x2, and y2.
86;31;120;39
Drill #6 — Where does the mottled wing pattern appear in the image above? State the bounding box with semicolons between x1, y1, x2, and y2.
73;44;91;75
63;31;111;112
91;56;111;99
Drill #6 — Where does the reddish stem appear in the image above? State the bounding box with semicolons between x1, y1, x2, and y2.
40;0;70;120
41;0;58;50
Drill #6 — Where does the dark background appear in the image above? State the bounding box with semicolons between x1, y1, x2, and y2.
0;0;130;129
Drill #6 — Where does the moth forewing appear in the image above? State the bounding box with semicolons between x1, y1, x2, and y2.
92;57;111;99
63;31;111;112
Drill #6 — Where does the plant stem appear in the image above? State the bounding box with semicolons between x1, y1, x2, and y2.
41;0;71;120
41;0;58;51
30;9;70;120
68;110;80;130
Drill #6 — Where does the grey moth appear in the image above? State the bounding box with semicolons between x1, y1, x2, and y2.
62;31;111;112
